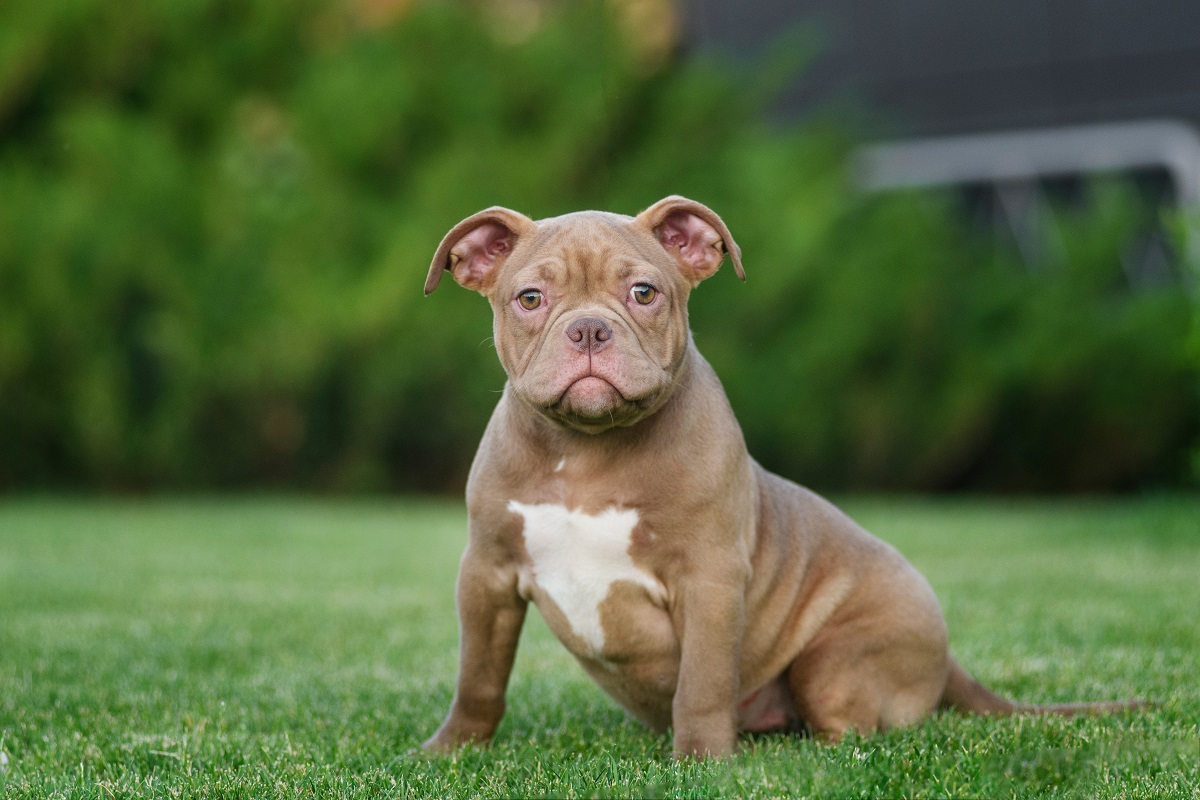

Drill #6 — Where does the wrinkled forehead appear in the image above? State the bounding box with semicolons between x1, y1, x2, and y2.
503;212;674;291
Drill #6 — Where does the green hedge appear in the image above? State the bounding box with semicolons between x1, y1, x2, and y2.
0;0;1196;492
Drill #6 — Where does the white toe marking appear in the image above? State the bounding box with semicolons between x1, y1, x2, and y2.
508;500;663;653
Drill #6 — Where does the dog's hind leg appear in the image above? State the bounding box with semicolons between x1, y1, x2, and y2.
785;587;950;741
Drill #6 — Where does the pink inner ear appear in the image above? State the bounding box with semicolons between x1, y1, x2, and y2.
451;222;512;291
654;211;724;279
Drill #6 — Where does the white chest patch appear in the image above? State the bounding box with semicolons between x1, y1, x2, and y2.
508;500;663;653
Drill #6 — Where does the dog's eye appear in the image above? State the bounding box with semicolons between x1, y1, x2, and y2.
630;284;657;305
517;289;543;310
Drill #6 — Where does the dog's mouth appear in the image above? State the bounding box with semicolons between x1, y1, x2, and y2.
535;371;664;432
513;330;676;432
556;375;627;418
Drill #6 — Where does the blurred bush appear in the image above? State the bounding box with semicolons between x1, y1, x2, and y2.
0;0;1195;492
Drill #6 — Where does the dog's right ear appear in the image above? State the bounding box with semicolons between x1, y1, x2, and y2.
425;207;536;296
634;195;744;285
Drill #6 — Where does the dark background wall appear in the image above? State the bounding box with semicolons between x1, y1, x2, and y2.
685;0;1200;137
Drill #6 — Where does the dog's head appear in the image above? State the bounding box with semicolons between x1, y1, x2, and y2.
426;196;743;433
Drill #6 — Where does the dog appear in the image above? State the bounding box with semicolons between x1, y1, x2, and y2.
420;196;1140;758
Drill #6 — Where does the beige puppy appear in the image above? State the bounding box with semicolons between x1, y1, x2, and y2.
421;196;1138;758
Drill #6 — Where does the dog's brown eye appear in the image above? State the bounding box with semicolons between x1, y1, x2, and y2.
517;289;543;310
631;284;657;305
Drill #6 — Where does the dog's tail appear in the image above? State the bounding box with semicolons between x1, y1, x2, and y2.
938;656;1147;717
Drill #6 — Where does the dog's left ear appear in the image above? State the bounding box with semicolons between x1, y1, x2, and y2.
425;206;536;296
635;195;744;284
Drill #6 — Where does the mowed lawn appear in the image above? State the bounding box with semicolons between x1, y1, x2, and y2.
0;496;1197;799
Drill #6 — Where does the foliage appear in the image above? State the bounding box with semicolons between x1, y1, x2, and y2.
0;497;1197;797
704;181;1198;491
0;0;1195;491
1175;208;1200;482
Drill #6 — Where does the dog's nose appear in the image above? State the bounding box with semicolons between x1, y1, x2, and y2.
566;316;612;353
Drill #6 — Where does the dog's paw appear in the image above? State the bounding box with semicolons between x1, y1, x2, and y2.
672;730;737;760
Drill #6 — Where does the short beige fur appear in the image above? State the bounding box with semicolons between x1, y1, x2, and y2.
421;196;1141;759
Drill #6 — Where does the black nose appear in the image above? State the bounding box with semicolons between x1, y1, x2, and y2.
566;316;612;353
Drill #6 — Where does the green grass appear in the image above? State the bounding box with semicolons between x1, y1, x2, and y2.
0;496;1197;799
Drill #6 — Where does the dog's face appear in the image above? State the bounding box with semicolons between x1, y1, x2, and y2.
426;196;743;433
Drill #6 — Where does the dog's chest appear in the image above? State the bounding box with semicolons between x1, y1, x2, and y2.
508;500;667;656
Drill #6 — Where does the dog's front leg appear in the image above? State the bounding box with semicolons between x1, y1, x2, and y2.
671;574;746;759
423;546;527;752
